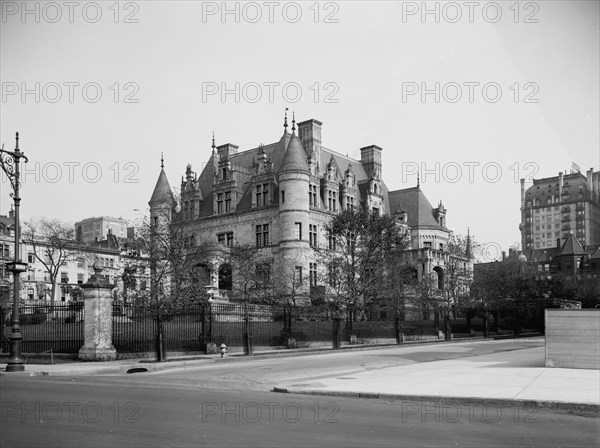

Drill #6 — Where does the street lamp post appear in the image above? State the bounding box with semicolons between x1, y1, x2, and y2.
0;132;29;372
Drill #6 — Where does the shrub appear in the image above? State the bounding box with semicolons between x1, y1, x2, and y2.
21;314;47;325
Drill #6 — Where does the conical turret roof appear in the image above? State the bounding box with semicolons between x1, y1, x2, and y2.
280;133;308;172
149;166;175;206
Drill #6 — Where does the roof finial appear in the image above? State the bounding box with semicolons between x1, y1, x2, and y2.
212;131;216;152
15;132;19;151
161;152;164;169
417;172;420;188
284;107;289;132
292;111;296;133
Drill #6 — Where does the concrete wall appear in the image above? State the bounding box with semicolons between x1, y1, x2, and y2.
545;309;600;369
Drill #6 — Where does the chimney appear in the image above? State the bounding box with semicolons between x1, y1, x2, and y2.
298;119;322;163
587;168;593;193
217;143;238;159
556;238;561;248
502;251;506;261
360;145;383;180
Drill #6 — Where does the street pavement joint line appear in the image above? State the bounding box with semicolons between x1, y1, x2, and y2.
511;368;546;400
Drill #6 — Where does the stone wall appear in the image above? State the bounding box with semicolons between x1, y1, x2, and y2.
545;309;600;369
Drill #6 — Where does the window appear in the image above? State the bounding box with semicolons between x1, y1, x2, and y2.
328;265;337;287
256;224;270;247
281;190;285;203
346;196;354;210
28;253;35;263
372;207;379;215
77;273;84;284
295;222;302;240
1;244;9;259
225;191;231;213
77;257;84;268
309;224;317;247
309;263;317;287
218;232;234;246
309;185;318;207
423;241;432;248
217;193;223;214
328;231;336;250
222;167;227;181
328;191;337;211
294;266;303;287
61;272;69;283
256;183;269;207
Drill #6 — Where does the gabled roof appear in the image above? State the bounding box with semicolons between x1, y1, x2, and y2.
387;186;440;229
149;168;175;205
590;246;600;259
557;233;585;257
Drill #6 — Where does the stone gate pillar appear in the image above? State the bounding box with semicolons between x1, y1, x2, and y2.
78;260;117;361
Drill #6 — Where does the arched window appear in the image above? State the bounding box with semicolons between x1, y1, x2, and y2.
433;266;444;290
218;264;232;290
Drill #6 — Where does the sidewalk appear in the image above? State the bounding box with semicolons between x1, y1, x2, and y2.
274;342;600;415
2;338;598;415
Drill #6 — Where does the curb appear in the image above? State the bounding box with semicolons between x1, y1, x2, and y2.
272;388;600;417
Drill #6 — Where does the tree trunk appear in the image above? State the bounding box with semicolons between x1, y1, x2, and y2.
444;314;451;341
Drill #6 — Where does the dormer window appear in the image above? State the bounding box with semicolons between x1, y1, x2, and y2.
256;183;269;207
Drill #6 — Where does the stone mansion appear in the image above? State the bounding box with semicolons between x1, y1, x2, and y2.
149;112;472;311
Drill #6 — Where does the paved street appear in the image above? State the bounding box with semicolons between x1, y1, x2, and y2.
1;339;598;447
1;373;597;448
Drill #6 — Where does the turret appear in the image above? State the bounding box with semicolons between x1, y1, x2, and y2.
148;153;175;228
276;113;310;296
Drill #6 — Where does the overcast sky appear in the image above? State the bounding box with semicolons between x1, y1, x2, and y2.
1;1;598;260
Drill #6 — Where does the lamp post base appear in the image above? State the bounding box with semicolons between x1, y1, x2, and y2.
5;332;25;372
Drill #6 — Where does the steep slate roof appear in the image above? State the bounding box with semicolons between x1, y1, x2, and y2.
557;233;586;256
149;168;175;205
388;186;440;229
591;246;600;259
321;147;391;212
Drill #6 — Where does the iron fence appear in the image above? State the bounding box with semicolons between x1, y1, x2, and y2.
0;302;543;355
0;304;84;354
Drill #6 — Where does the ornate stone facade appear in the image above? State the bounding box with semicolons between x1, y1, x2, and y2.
149;113;470;305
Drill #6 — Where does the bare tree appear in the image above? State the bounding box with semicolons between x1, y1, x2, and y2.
23;218;79;309
321;209;408;338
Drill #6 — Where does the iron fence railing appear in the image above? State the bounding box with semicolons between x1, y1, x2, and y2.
0;302;545;355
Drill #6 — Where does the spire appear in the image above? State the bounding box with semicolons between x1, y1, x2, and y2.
283;107;289;132
161;152;164;169
292;111;296;134
417;172;420;188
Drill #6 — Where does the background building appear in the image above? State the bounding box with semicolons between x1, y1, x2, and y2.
75;216;129;243
520;168;600;251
